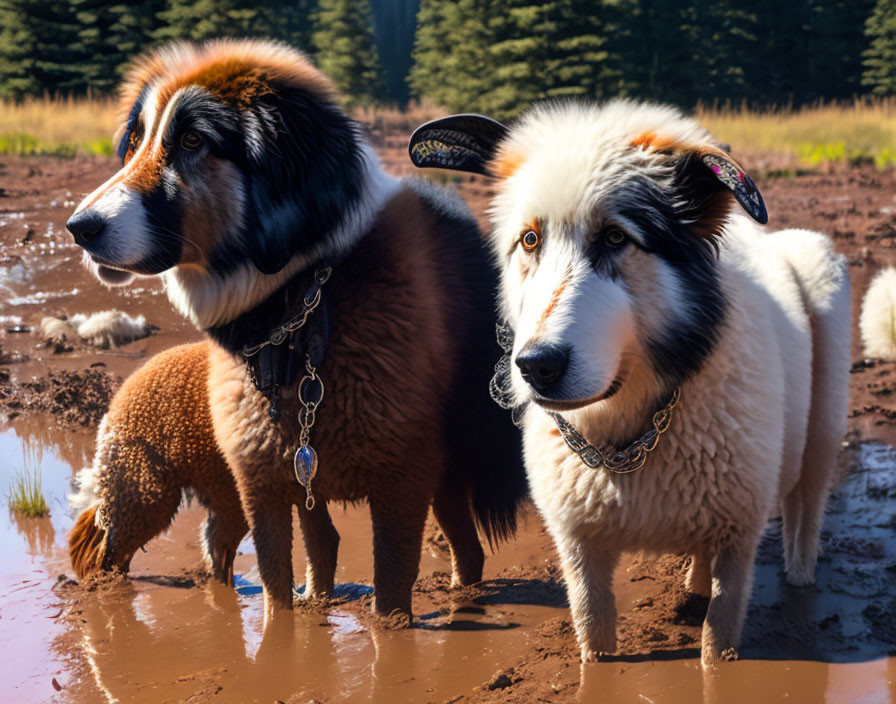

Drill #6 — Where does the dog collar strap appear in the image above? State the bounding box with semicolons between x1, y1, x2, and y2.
241;267;332;357
549;387;681;474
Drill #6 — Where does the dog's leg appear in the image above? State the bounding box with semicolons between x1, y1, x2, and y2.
202;509;245;587
701;540;757;668
431;480;484;587
785;304;848;586
685;552;713;597
784;442;836;587
245;490;294;614
781;488;802;576
369;492;429;617
197;475;250;587
556;536;618;661
297;501;339;597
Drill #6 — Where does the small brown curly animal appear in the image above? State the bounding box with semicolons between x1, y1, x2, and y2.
69;341;247;584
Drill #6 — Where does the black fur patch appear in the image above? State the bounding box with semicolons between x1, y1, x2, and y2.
232;83;364;276
117;84;149;162
616;177;727;386
135;169;183;274
406;180;527;541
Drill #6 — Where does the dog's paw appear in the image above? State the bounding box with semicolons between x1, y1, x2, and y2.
579;630;616;663
784;566;816;588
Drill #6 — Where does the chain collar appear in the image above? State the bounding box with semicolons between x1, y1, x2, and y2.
549;387;680;473
489;322;681;474
241;267;332;357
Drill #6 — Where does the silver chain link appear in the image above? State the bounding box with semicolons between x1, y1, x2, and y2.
294;355;325;510
550;387;681;474
242;267;332;357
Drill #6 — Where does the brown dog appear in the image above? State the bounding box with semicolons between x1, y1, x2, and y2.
69;341;247;584
67;40;526;616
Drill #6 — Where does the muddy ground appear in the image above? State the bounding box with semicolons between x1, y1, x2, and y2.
1;152;895;704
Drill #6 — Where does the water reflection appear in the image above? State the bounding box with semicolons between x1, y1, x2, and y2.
1;419;893;703
11;513;55;557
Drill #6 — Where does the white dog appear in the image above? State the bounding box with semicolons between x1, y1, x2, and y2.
410;100;851;668
860;266;896;358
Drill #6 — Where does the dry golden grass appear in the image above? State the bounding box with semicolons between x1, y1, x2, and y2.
0;96;117;156
698;99;896;171
4;95;896;171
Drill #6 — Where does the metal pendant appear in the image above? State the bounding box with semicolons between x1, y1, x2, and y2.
294;444;318;510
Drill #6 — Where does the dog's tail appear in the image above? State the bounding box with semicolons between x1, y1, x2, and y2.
69;505;108;579
860;267;896;359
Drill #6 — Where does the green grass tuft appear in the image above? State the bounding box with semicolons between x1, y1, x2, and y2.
8;466;50;518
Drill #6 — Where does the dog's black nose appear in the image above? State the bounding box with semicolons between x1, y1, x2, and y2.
516;343;570;392
66;210;106;246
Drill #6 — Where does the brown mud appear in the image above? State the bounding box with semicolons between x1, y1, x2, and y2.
1;153;895;703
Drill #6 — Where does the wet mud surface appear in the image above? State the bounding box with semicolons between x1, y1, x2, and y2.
1;154;895;703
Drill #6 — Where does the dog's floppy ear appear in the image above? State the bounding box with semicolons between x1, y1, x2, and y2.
696;149;767;224
408;114;509;175
242;87;363;275
670;148;768;239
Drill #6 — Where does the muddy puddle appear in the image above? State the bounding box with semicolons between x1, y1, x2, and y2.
1;413;894;703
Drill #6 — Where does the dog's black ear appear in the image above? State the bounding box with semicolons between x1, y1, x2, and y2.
672;149;767;240
242;88;363;275
697;150;767;224
408;114;508;175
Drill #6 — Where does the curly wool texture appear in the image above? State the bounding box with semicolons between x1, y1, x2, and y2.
860;267;896;359
69;341;246;583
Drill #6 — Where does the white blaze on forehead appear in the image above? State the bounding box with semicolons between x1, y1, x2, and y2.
73;83;164;215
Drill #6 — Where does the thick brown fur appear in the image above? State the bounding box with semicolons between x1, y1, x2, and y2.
68;342;247;584
209;186;514;615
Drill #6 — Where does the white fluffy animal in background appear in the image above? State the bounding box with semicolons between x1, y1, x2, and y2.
860;267;896;359
39;310;151;349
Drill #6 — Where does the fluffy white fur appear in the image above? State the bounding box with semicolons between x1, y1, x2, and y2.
40;310;150;348
860;266;896;359
489;100;851;668
69;414;112;513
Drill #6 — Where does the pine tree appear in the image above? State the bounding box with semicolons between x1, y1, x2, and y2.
311;0;384;106
154;0;310;45
864;0;896;94
483;0;615;119
408;0;475;109
808;0;873;101
0;0;83;98
410;0;620;119
71;0;166;95
370;0;419;104
743;0;811;105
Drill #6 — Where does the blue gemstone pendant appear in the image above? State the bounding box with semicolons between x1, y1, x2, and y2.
294;445;318;487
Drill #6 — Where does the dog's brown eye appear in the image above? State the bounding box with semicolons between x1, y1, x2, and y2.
180;131;203;151
521;230;541;252
604;228;627;247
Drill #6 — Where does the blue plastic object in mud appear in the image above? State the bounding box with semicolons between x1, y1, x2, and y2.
233;574;373;601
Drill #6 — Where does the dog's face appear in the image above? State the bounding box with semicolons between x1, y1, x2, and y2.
409;101;767;410
68;40;363;289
